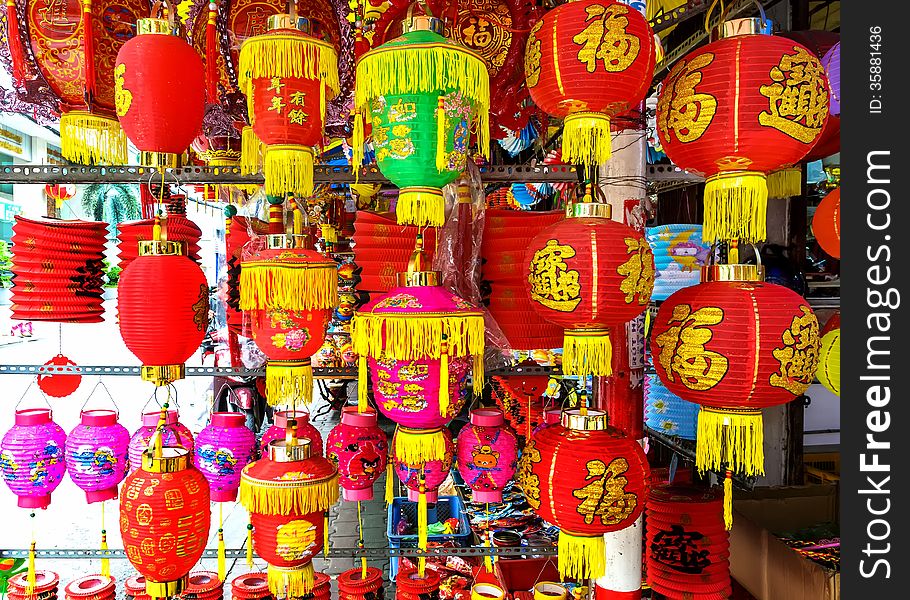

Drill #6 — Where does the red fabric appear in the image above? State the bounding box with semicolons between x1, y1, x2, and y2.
249;308;330;362
115;33;205;154
526;0;654;119
337;567;384;600
656;35;829;178
396;567;441;600
120;460;210;583
812;188;840;259
803;114;840;162
251;75;323;148
250;511;324;568
649;280;820;410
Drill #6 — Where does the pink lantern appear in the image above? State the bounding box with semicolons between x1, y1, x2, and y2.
393;426;454;503
456;409;518;504
65;409;130;503
326;407;388;501
194;413;257;502
370;356;471;429
261;411;323;457
1;408;67;509
128;410;195;473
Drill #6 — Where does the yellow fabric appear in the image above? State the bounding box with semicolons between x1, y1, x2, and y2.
395;427;448;464
238;34;340;97
561;113;612;167
473;353;485;400
396;187;446;227
438;351;449;417
563;331;613;377
239;471;340;515
358;354;369;413
417;486;428;578
264;361;313;407
696;408;765;476
241;126;262;175
724;472;734;531
767;167;802;199
385;461;395;506
817;329;840;396
436;98;447;172
60;111;127;165
352;112;365;183
557;532;606;581
267;563;315;598
263;145;315;197
703;171;768;244
351;313;485;361
323;512;330;558
239;261;337;311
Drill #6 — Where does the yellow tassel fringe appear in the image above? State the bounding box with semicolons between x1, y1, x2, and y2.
217;529;226;582
351;314;485;362
397;187;445;227
703;171;768;244
557;532;606;581
241;126;262;175
385;461;395;505
724;471;734;531
417;485;428;578
563;331;613;377
238;34;340;97
358;355;369;413
263;145;315;197
265;361;313;407
436;97;447;172
438;350;449;417
561;112;612;167
767;167;802;199
100;502;109;577
696;408;765;476
26;540;35;595
473;353;484;399
240;473;340;515
240;262;337;311
267;563;315;598
60;111;127;165
323;512;330;558
352;112;364;182
394;427;447;464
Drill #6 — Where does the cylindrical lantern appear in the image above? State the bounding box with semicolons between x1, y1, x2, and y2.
518;409;649;580
817;328;840;397
64;574;116;600
326;407;388;501
238;15;340;197
822;42;840;116
523;202;654;377
656;26;829;243
524;0;655;167
118;207;203;271
65;409;130;503
392;426;454;504
353;14;490;227
395;567;440;600
456;409;518;503
0;408;67;509
120;439;210;598
194;413;257;502
812;188;840;259
353;211;437;294
338;566;385;600
261;411;324;457
129;410;195;473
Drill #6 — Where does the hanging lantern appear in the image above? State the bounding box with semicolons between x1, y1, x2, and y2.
812;188;840;259
0;408;67;509
37;355;83;399
644;373;698;441
822;42;840;116
656;24;829;243
114;17;205;168
392;426;454;503
117;199;203;270
817;328;840;397
645;224;711;302
524;0;655;167
129;410;196;473
239;427;339;597
337;566;385;600
261;411;324;457
650;264;820;526
230;572;270;600
326;407;389;501
353;12;490;227
455;409;518;504
7;571;60;600
518;409;649;580
65;410;130;503
523;202;654;377
352;211;437;294
64;575;117;600
238;14;339;197
194;413;257;502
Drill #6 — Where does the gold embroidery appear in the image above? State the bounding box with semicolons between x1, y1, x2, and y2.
573;458;637;526
114;63;132;117
758;47;829;143
525;20;543;88
654;304;728;391
617;236;654;304
528;240;582;312
657;53;717;143
572;3;640;73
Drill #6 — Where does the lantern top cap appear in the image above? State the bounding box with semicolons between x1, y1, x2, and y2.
701;264;765;283
470;408;504;427
403;15;444;35
267;438;313;462
561;409;608;431
267;14;315;34
567;202;612;220
720;18;773;39
341;406;379;427
136;18;171;36
14;408;53;426
142;446;191;473
397;234;441;287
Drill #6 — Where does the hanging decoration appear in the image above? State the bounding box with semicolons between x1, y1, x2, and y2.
65;409;130;503
812;188;840;259
129;410;196;473
37;355;83;399
817;328;840;397
117;197;203;270
523;202;654;377
194;413;257;502
489;376;553;438
822;42;840;116
1;408;67;509
455;408;518;504
261;411;325;457
646;224;711;302
327;407;389;501
352;211;437;295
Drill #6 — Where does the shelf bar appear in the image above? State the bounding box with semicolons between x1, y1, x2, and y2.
0;546;556;559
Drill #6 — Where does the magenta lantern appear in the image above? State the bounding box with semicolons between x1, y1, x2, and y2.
370;356;471;429
1;408;67;509
194;413;257;502
65;410;130;503
128;410;195;473
326;407;388;501
261;411;324;457
393;427;454;503
456;409;518;504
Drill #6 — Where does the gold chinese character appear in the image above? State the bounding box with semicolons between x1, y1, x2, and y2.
572;3;640;73
389;98;417;122
290;91;307;106
573;458;637;526
617;236;654;304
771;306;820;394
392;125;412;137
525;20;543;88
517;439;541;509
653;304;728;391
269;96;286;114
758;47;829;143
267;78;285;93
463;16;494;48
114;63;132;118
288;109;308;125
528;240;582;312
657;53;717;143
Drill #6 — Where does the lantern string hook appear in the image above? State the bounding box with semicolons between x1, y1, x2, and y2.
14;377;53;412
80;378;120;415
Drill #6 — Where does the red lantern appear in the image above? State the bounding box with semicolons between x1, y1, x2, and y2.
118;200;203;270
523;203;654;376
120;441;210;598
812;188;840;259
395;567;440;600
656;31;829;243
114;18;205;168
338;567;385;600
117;220;209;386
353;211;436;294
326;407;388;502
524;0;655;166
518;409;649;580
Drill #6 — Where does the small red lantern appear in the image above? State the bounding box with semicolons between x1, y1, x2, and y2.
524;0;655;166
519;409;649;580
338;567;385;600
812;188;840;259
326;407;388;502
352;211;436;294
115;17;205;168
523;202;654;376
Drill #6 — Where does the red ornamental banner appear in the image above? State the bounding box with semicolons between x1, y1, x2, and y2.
250;76;324;147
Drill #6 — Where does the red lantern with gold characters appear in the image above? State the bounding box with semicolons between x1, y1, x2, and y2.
656;25;829;243
524;0;655;166
523;202;654;377
518;409;649;580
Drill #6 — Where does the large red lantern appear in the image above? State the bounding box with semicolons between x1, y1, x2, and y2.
524;0;655;166
518;409;649;580
117;218;209;386
114;17;205;167
656;28;829;243
812;187;840;259
523;202;654;376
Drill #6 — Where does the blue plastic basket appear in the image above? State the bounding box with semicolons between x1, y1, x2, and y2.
387;495;473;578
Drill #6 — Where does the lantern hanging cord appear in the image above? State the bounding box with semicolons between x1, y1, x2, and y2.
357;500;368;578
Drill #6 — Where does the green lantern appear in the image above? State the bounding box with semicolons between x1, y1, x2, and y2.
353;14;490;227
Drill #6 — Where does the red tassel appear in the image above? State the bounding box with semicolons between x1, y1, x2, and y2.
82;0;96;101
5;0;27;85
205;1;218;102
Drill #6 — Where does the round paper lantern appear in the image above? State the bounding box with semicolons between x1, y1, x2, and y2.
261;411;325;458
337;566;385;600
118;226;208;386
194;413;257;502
524;0;655;166
518;409;649;580
37;354;83;398
0;409;67;509
353;14;490;227
129;410;195;474
65;409;130;503
395;567;440;600
817;329;840;397
822;42;840;116
64;574;116;600
120;441;210;598
238;14;339;197
392;426;454;503
369;355;470;430
326;407;388;501
656;29;829;243
523;202;654;376
456;409;518;503
812;188;840;259
646;224;711;301
231;572;270;600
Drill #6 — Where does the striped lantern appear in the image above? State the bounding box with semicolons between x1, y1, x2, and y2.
644;374;698;441
646;224;711;302
65;409;130;503
1;409;67;509
455;409;518;503
816;329;840;397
